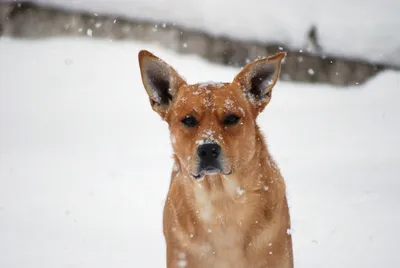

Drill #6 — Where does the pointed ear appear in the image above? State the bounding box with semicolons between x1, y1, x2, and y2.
233;52;286;114
138;50;187;119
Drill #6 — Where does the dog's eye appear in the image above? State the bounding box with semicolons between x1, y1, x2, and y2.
223;114;240;125
181;115;198;127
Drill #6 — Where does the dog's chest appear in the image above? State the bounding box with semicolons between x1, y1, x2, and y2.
194;177;249;225
191;178;253;254
189;197;251;267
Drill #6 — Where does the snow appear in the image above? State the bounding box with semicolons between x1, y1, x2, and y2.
236;187;245;196
177;259;187;268
26;0;400;66
170;135;176;144
177;252;187;268
0;38;400;268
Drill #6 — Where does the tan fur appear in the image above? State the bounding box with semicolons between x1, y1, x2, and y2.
138;50;293;268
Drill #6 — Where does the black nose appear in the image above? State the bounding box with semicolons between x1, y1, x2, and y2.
197;143;221;161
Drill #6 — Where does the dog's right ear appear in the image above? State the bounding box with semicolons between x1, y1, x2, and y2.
233;52;285;116
138;50;187;119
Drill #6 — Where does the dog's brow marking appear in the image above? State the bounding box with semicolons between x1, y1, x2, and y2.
224;97;246;117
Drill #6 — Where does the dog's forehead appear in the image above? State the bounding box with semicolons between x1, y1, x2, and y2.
184;82;228;94
173;82;247;117
178;82;238;103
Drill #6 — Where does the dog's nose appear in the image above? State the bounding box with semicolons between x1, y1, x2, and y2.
197;143;221;161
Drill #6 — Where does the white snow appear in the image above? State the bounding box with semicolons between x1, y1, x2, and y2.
170;134;176;144
27;0;400;66
177;259;187;268
173;163;180;172
224;97;234;109
197;81;224;89
195;139;205;146
200;129;216;142
0;38;400;268
236;187;245;196
177;252;187;268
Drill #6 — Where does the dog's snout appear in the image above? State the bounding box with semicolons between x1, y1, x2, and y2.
197;143;221;160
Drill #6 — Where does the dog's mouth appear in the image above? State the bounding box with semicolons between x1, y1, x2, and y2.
190;168;233;180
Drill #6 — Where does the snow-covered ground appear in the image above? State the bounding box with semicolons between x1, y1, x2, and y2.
0;38;400;268
27;0;400;66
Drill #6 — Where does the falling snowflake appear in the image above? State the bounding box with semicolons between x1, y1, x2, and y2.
177;259;187;268
236;187;245;196
170;135;176;144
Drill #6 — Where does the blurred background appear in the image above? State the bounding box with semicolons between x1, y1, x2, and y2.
2;0;400;85
0;1;399;268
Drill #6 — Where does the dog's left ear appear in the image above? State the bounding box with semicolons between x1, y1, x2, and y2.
138;50;187;119
233;52;286;114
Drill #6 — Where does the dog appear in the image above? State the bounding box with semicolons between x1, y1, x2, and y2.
138;50;293;268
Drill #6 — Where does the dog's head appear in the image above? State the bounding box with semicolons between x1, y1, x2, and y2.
138;50;285;180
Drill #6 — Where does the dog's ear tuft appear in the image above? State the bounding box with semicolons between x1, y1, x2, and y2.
138;50;186;118
233;52;286;114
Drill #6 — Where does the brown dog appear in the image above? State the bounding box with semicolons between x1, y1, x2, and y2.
138;50;293;268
